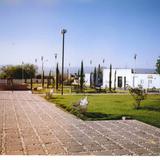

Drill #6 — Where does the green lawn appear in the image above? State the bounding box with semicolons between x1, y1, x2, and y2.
46;94;160;128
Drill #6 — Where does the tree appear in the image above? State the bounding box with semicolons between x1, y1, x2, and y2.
0;64;37;79
114;70;116;90
156;56;160;74
42;70;44;88
128;86;147;109
80;61;84;92
47;70;52;88
97;64;103;87
109;64;112;92
93;67;97;88
56;63;59;90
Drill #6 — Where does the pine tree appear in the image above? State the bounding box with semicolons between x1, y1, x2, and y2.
114;70;116;90
156;56;160;74
80;61;84;92
56;63;59;90
97;64;103;87
93;67;97;88
109;64;112;92
47;70;51;88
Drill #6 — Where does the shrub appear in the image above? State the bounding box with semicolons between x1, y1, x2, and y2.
129;86;147;109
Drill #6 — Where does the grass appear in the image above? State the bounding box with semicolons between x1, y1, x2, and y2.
46;94;160;128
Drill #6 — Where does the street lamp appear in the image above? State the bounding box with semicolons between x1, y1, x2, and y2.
54;53;58;75
102;59;105;67
133;54;137;88
68;63;71;83
34;58;38;84
41;56;44;88
54;53;58;89
61;29;67;95
41;56;48;88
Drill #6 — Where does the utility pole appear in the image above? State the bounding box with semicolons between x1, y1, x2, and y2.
54;53;58;88
41;56;44;88
133;54;137;88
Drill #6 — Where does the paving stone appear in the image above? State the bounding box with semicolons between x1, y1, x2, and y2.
103;143;123;150
45;143;66;155
26;149;46;155
5;143;23;152
23;137;40;145
70;151;92;155
91;150;113;155
131;147;152;155
5;150;24;155
85;142;104;152
40;136;59;145
112;149;133;155
149;147;160;153
5;138;22;146
67;145;85;153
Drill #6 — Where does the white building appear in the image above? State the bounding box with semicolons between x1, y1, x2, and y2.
84;73;90;86
102;68;160;89
85;69;160;89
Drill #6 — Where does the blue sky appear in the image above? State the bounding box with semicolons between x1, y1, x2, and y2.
0;0;160;69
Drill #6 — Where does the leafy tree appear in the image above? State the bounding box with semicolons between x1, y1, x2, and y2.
109;64;112;92
128;86;147;109
156;56;160;74
0;64;37;79
80;61;84;92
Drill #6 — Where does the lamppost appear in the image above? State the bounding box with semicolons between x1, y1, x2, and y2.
102;58;105;68
61;29;67;95
41;56;44;88
133;54;137;88
41;56;48;88
54;53;58;75
35;58;38;84
54;53;58;88
68;63;71;83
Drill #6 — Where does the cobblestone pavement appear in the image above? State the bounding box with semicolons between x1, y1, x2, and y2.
0;91;160;155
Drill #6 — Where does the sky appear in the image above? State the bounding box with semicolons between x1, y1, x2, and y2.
0;0;160;70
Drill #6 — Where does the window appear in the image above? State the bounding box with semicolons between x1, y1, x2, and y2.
118;76;122;88
140;80;144;84
124;77;126;89
148;80;152;84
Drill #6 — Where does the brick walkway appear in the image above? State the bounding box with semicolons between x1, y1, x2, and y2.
0;91;160;155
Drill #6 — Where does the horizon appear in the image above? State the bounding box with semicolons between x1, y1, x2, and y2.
0;0;160;69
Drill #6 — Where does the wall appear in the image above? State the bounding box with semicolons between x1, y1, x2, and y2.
84;73;90;86
85;69;160;89
102;69;133;89
134;74;160;89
